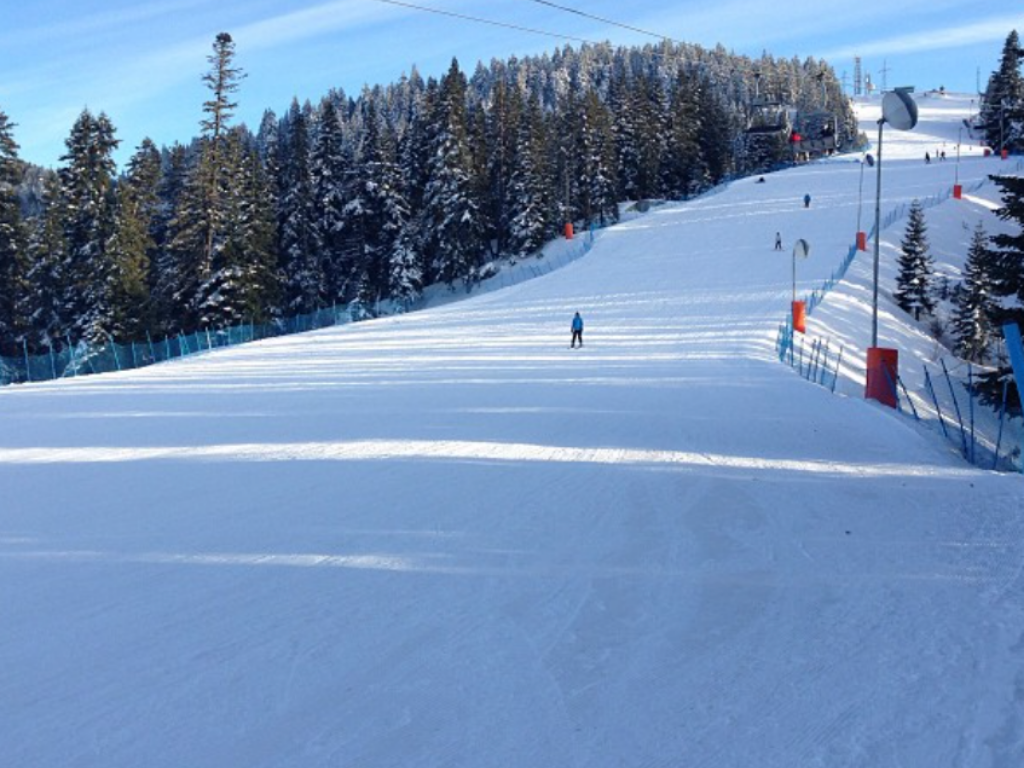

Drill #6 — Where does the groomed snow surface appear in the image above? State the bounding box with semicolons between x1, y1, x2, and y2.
2;93;1023;767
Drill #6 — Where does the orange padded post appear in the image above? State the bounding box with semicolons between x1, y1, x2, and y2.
865;347;899;407
792;301;806;334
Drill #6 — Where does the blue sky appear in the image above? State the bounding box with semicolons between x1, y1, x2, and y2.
1;0;1018;169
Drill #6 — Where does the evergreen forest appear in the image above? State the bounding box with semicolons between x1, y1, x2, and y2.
0;36;858;353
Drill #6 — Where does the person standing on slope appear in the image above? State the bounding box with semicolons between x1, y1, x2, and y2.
774;232;783;250
803;193;811;208
570;312;584;348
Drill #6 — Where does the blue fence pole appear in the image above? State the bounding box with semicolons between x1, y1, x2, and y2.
898;376;920;421
831;347;843;393
108;333;121;371
968;363;976;464
66;334;76;377
882;363;901;410
924;367;949;439
993;378;1009;470
940;359;969;459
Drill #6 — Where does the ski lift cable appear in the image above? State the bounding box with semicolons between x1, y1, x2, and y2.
369;0;688;63
370;0;599;46
520;0;687;47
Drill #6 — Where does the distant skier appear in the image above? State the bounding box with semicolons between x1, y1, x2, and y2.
774;232;783;250
570;312;584;348
925;151;931;164
803;193;811;208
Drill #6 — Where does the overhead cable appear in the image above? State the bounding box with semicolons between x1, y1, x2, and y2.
372;0;599;46
521;0;682;45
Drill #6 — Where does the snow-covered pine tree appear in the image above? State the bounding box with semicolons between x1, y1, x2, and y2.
482;79;521;256
237;134;281;323
978;171;1024;413
124;139;162;263
102;139;163;341
161;35;246;333
57;109;119;344
0;108;29;351
195;128;278;329
388;227;422;311
697;80;736;184
952;222;996;363
467;104;493;257
345;98;389;309
376;118;421;308
980;30;1024;155
579;90;618;228
894;200;936;321
103;180;152;342
422;59;484;289
24;173;66;346
150;144;189;333
987;172;1024;321
633;74;667;200
398;81;433;289
554;89;581;231
663;67;708;199
507;91;550;258
199;32;245;269
166;145;215;330
311;98;349;304
608;69;641;201
279;99;322;314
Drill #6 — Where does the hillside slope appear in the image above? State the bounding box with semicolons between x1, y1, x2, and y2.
1;93;1022;767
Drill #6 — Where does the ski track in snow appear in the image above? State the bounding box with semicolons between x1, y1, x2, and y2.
1;93;1023;767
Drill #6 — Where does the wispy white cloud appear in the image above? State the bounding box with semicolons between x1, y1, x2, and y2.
230;0;395;51
0;0;208;49
821;15;1019;59
15;1;403;144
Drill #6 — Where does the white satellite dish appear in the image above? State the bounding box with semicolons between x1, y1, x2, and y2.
882;91;918;131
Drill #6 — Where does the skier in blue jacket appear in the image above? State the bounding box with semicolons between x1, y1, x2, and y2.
570;312;584;348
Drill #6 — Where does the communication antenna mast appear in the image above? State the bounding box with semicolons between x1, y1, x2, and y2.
854;57;862;97
879;59;891;92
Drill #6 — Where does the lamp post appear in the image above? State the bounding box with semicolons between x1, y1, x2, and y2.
856;153;874;250
791;239;810;333
1000;100;1005;156
953;125;963;198
1000;99;1009;159
866;89;917;407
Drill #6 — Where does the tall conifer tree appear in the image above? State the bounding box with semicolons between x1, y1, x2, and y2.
0;108;28;350
57;109;119;343
423;59;483;288
894;200;935;321
953;223;996;363
981;30;1024;154
279;100;321;313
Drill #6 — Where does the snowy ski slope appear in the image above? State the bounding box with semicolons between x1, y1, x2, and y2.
1;92;1023;767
